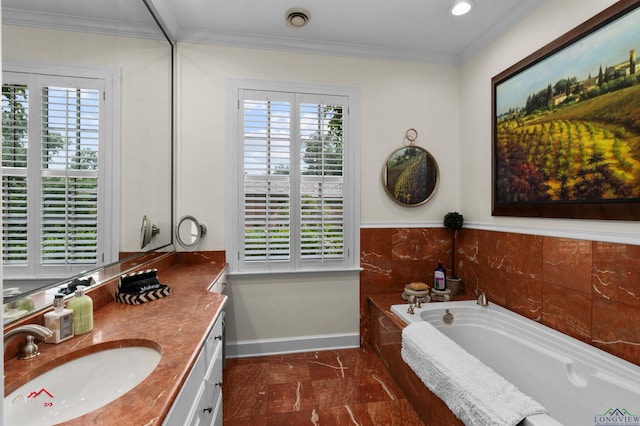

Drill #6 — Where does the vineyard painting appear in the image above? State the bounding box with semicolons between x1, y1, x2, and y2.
383;146;438;206
492;1;640;220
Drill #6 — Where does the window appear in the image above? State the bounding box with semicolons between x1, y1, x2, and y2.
2;64;117;279
229;80;359;273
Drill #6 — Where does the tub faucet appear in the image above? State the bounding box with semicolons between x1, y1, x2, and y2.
477;292;488;306
4;324;53;360
407;302;415;314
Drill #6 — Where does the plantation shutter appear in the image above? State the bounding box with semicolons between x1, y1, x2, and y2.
2;71;104;277
41;84;100;265
239;89;347;272
242;92;292;263
2;84;29;265
299;96;345;262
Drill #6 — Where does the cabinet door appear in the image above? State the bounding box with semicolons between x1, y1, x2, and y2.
211;391;223;426
203;334;223;423
163;349;206;425
164;313;225;426
202;313;224;425
190;381;208;426
208;269;227;293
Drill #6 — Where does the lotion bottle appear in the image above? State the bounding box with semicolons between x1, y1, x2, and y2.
67;286;94;335
433;262;446;291
44;294;74;343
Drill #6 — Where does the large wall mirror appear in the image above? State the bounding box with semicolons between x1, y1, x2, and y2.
2;0;174;323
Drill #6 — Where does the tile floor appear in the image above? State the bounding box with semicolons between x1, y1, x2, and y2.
222;346;425;425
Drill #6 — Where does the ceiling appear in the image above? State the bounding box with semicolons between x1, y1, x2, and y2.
2;0;546;65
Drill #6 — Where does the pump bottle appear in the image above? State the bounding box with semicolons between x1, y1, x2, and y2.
67;286;94;335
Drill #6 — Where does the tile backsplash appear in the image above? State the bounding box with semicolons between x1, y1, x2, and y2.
360;227;640;366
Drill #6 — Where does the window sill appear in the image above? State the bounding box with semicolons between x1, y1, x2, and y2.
228;267;363;279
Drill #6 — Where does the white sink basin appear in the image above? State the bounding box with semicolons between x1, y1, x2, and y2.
4;345;161;425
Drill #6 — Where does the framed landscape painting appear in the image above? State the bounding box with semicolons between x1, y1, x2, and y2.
492;0;640;220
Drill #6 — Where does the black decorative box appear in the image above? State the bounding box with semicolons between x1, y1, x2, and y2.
115;268;171;305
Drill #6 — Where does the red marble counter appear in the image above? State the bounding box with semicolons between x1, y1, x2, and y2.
4;252;227;425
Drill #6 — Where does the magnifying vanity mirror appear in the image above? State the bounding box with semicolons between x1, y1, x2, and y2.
141;215;161;249
2;0;174;324
175;216;207;249
382;129;439;206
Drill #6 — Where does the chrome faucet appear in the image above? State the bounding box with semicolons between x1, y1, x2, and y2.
4;324;53;360
476;292;488;306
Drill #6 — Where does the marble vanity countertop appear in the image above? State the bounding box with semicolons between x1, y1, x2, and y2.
4;255;227;425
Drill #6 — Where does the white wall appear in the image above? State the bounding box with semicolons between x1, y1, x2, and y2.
176;43;461;245
3;26;172;253
176;43;461;354
459;0;639;244
224;271;361;356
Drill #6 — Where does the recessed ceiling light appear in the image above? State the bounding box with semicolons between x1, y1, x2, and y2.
451;0;474;16
285;8;310;28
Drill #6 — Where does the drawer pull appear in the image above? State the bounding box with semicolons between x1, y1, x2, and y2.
203;406;213;414
214;335;223;341
215;381;223;389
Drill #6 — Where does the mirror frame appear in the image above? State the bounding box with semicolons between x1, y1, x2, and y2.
3;0;176;324
382;145;440;207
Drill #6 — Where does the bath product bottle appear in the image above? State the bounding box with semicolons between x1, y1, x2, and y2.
434;262;446;291
44;294;74;344
67;286;94;335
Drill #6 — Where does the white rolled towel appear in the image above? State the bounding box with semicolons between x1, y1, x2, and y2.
401;321;547;426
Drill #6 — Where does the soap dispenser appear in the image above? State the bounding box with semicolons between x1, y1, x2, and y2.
67;286;94;335
433;262;446;291
44;294;74;343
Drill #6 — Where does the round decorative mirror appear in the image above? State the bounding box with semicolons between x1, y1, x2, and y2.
381;129;439;206
175;215;207;249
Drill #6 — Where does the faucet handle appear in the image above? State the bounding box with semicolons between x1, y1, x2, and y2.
477;292;488;306
20;335;41;360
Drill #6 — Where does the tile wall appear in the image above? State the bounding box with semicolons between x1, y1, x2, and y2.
360;227;640;366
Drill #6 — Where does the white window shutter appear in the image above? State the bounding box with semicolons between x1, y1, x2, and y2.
242;96;292;262
2;84;29;265
2;64;115;279
235;86;352;273
40;86;100;265
299;98;345;262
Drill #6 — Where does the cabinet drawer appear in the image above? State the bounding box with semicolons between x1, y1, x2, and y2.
208;269;227;293
204;312;224;367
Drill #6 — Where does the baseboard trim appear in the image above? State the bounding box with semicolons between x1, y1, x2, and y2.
226;333;360;358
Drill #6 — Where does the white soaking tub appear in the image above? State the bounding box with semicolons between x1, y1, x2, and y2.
391;300;640;426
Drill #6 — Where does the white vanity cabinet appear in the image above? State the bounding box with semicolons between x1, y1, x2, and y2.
208;268;227;294
164;311;225;426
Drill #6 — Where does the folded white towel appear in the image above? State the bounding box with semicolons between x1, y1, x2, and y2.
402;321;547;426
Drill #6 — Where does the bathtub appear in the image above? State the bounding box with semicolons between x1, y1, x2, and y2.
391;300;640;426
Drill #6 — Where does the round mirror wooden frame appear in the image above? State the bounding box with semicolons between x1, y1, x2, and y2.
382;143;439;207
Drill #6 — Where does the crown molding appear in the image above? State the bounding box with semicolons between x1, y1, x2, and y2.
173;30;460;65
2;8;164;40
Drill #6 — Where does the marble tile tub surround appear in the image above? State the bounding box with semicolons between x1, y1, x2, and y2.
367;294;464;426
360;227;640;366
